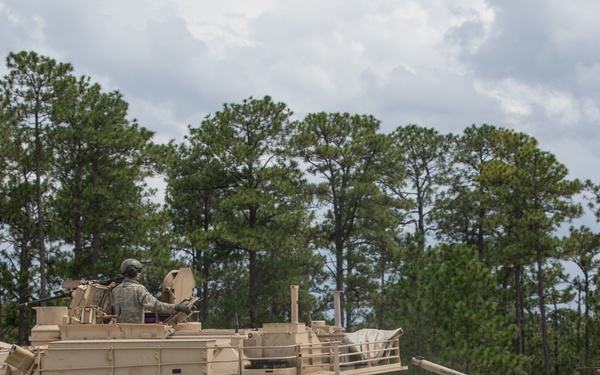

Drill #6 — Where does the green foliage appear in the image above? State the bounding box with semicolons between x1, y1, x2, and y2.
391;124;454;237
0;50;73;344
433;124;501;261
166;96;319;328
430;244;523;374
48;74;161;280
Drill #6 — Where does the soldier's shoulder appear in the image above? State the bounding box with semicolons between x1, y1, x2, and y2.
129;281;150;292
117;279;146;290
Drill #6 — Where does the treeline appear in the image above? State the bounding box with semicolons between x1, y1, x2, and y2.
1;51;599;374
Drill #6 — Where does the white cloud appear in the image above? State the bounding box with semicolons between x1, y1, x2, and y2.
475;79;532;116
0;0;598;183
473;78;593;130
171;0;277;59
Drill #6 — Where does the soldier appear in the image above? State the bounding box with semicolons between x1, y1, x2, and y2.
109;258;191;323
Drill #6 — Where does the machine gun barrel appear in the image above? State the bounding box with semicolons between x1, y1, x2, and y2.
19;290;72;307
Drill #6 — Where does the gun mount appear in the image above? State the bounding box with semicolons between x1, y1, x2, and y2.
1;268;409;375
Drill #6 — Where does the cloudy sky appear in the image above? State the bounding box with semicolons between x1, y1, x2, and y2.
1;0;599;184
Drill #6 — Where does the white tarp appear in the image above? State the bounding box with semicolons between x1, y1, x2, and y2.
342;328;403;364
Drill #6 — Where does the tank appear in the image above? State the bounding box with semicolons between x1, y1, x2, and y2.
0;268;409;375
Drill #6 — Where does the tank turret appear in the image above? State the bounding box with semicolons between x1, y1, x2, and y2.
1;270;409;375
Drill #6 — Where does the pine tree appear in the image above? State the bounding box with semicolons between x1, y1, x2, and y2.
288;112;399;331
49;74;161;279
0;50;72;343
167;96;317;328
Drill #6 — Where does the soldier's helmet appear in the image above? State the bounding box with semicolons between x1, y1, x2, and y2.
120;258;142;277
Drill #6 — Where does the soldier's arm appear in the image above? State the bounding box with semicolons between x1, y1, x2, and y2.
138;286;177;314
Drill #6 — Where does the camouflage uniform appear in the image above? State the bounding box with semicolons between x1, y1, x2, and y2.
109;278;177;323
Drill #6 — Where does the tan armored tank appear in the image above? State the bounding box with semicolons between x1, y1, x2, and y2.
0;268;410;375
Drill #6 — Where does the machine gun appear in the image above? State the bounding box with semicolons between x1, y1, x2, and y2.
19;276;124;308
18;276;125;325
